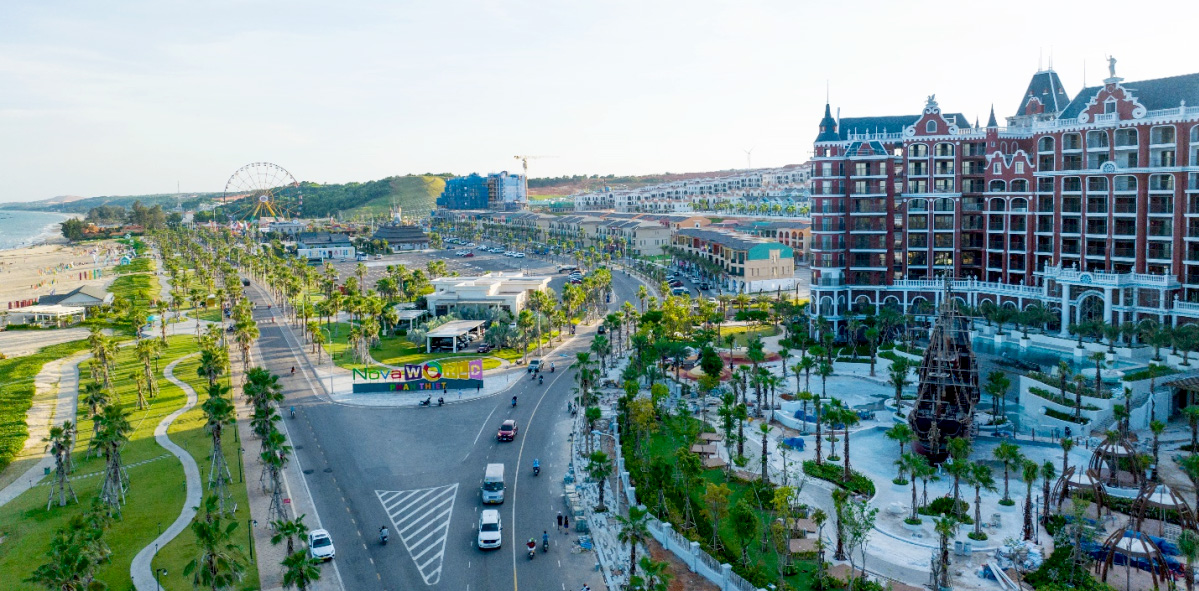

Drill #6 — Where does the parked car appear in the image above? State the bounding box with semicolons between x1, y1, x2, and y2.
308;529;335;561
671;287;689;296
514;252;525;258
478;510;502;549
463;251;474;258
497;419;518;442
597;324;607;335
669;280;684;287
477;343;493;353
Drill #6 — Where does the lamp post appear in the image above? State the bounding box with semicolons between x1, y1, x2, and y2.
155;568;167;590
591;430;620;514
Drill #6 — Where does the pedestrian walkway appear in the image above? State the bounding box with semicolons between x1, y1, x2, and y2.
376;484;458;585
0;350;89;506
130;354;202;591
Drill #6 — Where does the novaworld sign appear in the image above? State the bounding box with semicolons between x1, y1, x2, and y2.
351;359;484;392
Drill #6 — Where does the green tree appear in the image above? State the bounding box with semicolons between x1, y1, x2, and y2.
985;371;1011;427
1021;459;1039;541
969;463;997;539
886;423;914;481
703;482;732;551
730;498;758;567
270;514;309;556
616;505;652;579
281;550;322;591
994;440;1023;504
184;495;248;591
888;357;912;415
1178;529;1197;591
587;451;614;511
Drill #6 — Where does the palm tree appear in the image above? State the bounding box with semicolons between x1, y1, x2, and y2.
281;551;322;591
985;371;1011;427
945;438;973;521
888;358;912;415
1020;459;1039;540
1150;420;1166;470
994;440;1023;504
758;422;772;482
587;451;614;511
185;495;248;590
1178;529;1197;591
615;505;651;578
1059;436;1074;489
270;514;309;555
839;405;860;482
1039;461;1056;524
799;355;817;393
969;463;997;538
901;452;931;520
813;365;831;466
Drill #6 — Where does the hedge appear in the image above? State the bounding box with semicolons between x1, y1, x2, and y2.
802;460;875;496
1044;407;1090;424
1027;386;1100;410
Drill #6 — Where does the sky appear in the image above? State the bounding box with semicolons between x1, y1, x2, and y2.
2;0;1198;202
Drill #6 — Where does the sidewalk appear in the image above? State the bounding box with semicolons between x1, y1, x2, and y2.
130;355;203;590
0;350;89;506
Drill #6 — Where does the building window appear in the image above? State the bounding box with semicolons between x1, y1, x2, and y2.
926;121;937;134
908;144;928;158
993;163;1002;175
1104;100;1116;114
1014;161;1024;174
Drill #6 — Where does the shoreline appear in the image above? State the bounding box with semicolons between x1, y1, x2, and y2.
0;237;127;307
0;211;78;253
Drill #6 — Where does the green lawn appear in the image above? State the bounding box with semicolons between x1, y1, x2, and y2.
0;334;222;591
110;257;160;304
151;356;258;591
0;339;92;475
319;322;510;371
186;307;224;323
629;415;817;591
718;324;780;347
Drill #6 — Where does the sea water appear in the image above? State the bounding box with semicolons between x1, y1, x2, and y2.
0;210;71;250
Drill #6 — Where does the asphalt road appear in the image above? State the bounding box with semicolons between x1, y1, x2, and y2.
246;254;644;591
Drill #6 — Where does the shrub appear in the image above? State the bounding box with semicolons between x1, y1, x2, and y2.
802;460;875;496
968;531;988;541
1028;386;1100;410
893;477;909;486
919;496;971;522
1122;366;1180;382
1045;408;1090;424
733;310;769;322
904;516;922;526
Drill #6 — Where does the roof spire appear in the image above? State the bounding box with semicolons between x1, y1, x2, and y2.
986;105;998;128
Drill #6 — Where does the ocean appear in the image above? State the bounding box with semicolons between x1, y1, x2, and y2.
0;210;72;251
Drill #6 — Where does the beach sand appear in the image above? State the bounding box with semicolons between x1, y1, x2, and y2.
0;239;127;308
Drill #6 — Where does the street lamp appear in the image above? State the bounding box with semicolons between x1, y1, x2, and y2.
591;430;620;513
155;568;168;590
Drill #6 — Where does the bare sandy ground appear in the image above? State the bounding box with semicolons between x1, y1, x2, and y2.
0;240;124;308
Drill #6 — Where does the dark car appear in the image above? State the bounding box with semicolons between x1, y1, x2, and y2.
597;324;607;335
477;343;493;353
497;420;518;442
669;280;684;287
463;252;474;258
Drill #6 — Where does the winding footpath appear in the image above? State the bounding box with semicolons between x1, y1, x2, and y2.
129;354;202;591
0;351;89;507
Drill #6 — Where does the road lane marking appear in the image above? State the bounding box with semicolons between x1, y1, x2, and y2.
376;484;458;586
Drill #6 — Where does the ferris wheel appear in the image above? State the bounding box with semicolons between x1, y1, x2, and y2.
222;162;301;221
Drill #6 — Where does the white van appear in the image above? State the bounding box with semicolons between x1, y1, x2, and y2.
482;463;505;504
478;510;502;549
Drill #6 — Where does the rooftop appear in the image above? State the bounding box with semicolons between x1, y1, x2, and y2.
676;228;781;250
427;319;486;337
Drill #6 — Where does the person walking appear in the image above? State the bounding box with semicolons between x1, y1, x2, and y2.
557;512;563;531
562;514;569;533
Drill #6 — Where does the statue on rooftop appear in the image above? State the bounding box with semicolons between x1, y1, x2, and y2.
1107;55;1117;78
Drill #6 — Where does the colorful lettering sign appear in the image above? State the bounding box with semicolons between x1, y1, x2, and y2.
351;359;484;393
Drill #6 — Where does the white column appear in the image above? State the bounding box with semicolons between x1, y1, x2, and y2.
1103;288;1113;325
1059;283;1072;336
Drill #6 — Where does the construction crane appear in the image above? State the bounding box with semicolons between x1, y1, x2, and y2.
514;155;551;205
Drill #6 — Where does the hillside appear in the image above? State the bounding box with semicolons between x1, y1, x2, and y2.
282;174;449;219
1;193;216;213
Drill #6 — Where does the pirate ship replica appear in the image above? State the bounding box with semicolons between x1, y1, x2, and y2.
907;285;980;463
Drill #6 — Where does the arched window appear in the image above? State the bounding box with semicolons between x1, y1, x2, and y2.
1038;136;1055;152
935;143;955;157
1150;174;1175;191
1087;177;1109;192
989;180;1007;192
1011;198;1028;211
989;198;1007;211
1150;125;1176;145
1192;125;1199;143
908;198;928;212
1086;130;1109;149
1011;180;1028;192
935;198;955;212
1062;133;1082;150
908;144;928;158
926;120;937;134
1114;175;1138;192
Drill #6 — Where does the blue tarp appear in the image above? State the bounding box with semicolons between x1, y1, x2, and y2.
782;437;805;451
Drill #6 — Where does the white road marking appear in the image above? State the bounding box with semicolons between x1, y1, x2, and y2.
376;484;459;586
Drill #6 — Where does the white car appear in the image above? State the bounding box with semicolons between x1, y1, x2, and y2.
514;253;526;258
308;529;335;561
478;510;502;549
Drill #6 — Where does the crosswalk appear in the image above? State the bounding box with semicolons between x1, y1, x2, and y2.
376;484;458;586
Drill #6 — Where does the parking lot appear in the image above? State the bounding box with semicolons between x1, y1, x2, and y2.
324;243;550;293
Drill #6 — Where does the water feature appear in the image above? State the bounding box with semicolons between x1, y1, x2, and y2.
971;337;1141;372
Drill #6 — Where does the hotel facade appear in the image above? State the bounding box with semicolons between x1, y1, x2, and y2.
809;64;1199;332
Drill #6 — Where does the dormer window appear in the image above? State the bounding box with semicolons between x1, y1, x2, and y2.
926;120;937;134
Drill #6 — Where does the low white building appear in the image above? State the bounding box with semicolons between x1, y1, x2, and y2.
425;273;551;317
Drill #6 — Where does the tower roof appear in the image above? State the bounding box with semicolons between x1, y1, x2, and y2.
1014;70;1071;117
815;103;839;142
986;105;998;128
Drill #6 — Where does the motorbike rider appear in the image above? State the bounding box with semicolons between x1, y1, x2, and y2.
532;458;540;475
290;366;295;376
379;526;389;543
437;396;444;406
550;362;555;372
542;530;549;550
512;395;517;407
526;538;536;555
538;374;543;385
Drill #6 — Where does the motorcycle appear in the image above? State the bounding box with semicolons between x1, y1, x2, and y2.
527;543;536;560
380;527;389;545
437;397;444;407
542;536;549;553
538;375;543;386
550;364;555;373
512;396;517;407
419;396;432;407
533;461;540;477
289;406;295;419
